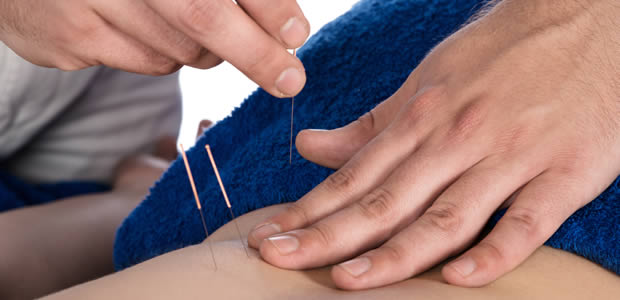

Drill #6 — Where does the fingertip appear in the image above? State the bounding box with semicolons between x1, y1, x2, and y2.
247;233;261;249
296;129;326;147
442;253;496;287
248;222;282;248
442;257;476;286
280;16;310;48
258;233;302;269
331;257;374;290
274;66;306;97
258;238;280;264
296;129;328;162
333;246;414;291
296;129;353;169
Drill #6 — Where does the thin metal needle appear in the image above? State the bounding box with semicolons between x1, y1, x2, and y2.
179;144;218;270
205;145;250;258
289;49;297;165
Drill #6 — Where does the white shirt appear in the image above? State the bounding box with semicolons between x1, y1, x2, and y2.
0;42;181;183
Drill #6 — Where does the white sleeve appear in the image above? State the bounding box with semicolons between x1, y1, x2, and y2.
3;67;182;184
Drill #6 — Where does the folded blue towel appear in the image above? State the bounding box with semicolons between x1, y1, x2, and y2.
114;0;619;275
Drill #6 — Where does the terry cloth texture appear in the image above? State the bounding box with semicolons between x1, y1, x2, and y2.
0;171;107;212
114;0;620;274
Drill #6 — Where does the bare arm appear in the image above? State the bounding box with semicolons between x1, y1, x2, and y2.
43;204;620;300
0;153;171;300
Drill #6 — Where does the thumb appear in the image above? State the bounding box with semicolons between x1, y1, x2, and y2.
296;72;419;169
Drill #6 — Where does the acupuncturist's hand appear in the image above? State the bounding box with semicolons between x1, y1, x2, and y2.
0;0;308;97
249;0;620;290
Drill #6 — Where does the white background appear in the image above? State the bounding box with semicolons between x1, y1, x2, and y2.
178;0;359;146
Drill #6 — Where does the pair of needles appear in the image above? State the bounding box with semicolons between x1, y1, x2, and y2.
179;48;298;268
179;144;249;270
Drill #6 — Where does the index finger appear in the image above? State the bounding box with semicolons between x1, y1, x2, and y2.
237;0;310;48
145;0;306;97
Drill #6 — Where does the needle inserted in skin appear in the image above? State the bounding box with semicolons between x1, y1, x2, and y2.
205;145;250;258
179;144;217;270
289;49;297;165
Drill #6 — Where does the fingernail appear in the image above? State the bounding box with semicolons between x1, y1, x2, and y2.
276;68;305;97
450;257;476;277
267;234;299;255
280;17;308;47
306;129;328;132
251;223;281;241
338;257;372;277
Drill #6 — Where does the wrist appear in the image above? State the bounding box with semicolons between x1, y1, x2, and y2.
488;0;619;55
489;0;611;28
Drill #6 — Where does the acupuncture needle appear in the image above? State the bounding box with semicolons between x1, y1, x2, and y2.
289;49;297;165
205;144;250;258
179;144;218;270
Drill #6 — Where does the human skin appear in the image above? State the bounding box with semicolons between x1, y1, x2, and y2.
0;0;308;97
248;0;620;290
42;203;620;300
0;146;174;299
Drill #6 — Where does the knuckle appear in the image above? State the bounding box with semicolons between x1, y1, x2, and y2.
476;241;505;264
354;110;377;135
445;102;485;142
53;55;90;71
421;202;464;234
549;149;591;176
307;223;335;247
397;88;443;132
355;187;396;222
379;243;408;263
179;0;222;34
401;98;425;124
408;87;443;117
504;207;543;240
152;60;181;75
243;46;279;80
57;16;98;44
283;202;311;226
324;168;357;194
174;41;204;65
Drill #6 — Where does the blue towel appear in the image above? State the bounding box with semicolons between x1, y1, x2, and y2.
114;0;619;274
0;171;108;212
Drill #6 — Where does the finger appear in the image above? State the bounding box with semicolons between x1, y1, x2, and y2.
196;119;214;140
258;133;484;270
329;152;543;290
237;0;310;48
296;71;421;169
146;0;305;97
68;17;179;75
189;49;223;69
92;0;207;66
442;170;588;287
248;88;437;248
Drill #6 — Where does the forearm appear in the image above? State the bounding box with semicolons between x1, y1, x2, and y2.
0;189;143;299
